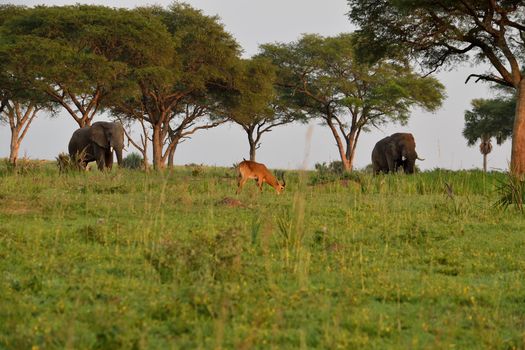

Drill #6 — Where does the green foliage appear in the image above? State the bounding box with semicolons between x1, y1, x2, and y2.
258;33;444;169
111;3;240;169
0;5;174;127
0;166;524;348
220;57;296;158
495;172;525;213
224;58;276;123
311;161;346;185
348;0;525;175
463;96;515;146
347;1;524;88
260;33;444;125
122;152;143;170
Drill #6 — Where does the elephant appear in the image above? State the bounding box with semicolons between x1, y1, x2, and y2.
68;121;124;170
371;132;423;174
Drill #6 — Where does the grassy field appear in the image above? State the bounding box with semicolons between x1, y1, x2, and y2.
0;161;524;349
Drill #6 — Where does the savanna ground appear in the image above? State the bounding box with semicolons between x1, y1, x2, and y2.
0;160;524;349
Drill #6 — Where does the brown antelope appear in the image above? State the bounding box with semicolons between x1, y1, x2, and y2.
237;160;286;194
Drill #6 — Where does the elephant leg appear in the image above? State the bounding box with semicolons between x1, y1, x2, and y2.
105;150;114;169
386;157;396;173
92;146;105;170
96;158;105;171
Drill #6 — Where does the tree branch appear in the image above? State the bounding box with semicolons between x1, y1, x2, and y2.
18;104;39;143
465;73;514;87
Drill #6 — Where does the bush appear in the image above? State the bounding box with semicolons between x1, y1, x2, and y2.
315;161;344;175
495;172;525;213
311;161;346;184
122;152;143;170
56;151;85;173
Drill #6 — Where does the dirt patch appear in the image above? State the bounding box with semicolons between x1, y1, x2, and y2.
216;197;243;208
0;199;39;215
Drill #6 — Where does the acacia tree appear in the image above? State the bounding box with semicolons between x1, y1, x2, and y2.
1;102;45;166
463;96;515;171
113;4;239;170
1;5;172;127
259;34;444;171
0;11;54;165
222;58;298;161
349;0;525;175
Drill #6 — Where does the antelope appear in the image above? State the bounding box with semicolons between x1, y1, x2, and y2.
237;160;286;194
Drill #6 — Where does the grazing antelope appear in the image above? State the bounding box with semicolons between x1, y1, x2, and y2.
237;160;286;194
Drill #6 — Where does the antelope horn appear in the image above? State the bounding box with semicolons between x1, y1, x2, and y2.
281;171;286;187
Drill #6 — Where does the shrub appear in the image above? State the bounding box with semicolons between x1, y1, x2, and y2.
495;172;525;213
327;160;344;174
311;161;347;185
56;150;86;173
122;152;143;170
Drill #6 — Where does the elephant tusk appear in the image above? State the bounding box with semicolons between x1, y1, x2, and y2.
417;157;425;161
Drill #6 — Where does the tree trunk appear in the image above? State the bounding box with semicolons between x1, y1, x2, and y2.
249;144;256;161
345;129;360;172
142;152;149;171
5;102;38;167
341;138;353;172
9;131;20;166
151;124;164;170
245;129;257;161
167;147;175;168
483;153;487;172
141;137;149;171
79;115;91;128
167;141;179;168
511;79;525;177
326;119;352;171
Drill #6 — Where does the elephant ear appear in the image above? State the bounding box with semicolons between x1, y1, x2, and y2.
388;141;400;159
89;123;109;148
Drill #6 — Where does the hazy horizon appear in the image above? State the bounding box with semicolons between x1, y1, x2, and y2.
0;0;511;171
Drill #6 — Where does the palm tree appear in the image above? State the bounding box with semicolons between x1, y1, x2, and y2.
479;135;493;172
463;97;514;172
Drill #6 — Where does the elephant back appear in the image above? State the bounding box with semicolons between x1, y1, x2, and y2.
68;127;93;157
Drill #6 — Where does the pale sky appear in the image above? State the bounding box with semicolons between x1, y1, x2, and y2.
0;0;510;170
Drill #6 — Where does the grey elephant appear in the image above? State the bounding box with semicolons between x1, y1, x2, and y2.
371;133;423;174
68;121;124;170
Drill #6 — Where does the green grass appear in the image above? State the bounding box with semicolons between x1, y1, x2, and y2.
0;161;524;349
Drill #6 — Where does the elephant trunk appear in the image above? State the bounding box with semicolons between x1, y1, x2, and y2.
115;148;123;166
404;160;415;174
404;150;417;174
